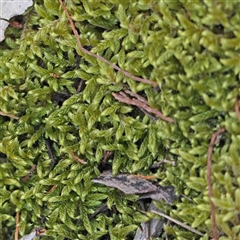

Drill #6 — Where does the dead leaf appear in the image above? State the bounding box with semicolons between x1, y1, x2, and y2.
92;171;158;194
139;185;177;205
134;202;164;240
92;171;177;204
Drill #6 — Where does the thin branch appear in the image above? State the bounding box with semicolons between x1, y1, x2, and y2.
150;209;205;237
70;152;87;164
58;0;157;86
207;127;225;240
180;194;194;202
139;108;158;121
0;110;19;119
124;89;149;104
14;212;19;240
89;203;108;220
76;79;84;93
112;91;174;123
234;97;240;120
0;17;10;22
47;185;56;193
20;165;37;181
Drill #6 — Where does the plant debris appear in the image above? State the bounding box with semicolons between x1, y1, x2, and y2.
139;185;177;204
134;202;164;240
112;90;174;123
92;171;177;204
1;0;239;238
19;228;45;240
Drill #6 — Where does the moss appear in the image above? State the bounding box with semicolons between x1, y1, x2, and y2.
0;0;240;239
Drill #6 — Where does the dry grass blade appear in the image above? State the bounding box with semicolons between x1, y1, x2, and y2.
150;209;205;237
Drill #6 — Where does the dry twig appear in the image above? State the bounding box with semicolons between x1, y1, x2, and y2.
76;79;84;93
150;209;204;237
70;152;87;164
47;185;56;193
58;0;157;86
14;212;19;240
0;110;19;119
89;203;108;220
20;165;37;181
234;97;240;120
125;90;149;104
112;91;174;123
207;127;225;240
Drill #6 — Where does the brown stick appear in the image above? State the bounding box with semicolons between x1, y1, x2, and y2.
124;89;149;104
207;127;225;240
76;79;84;93
58;0;157;87
0;110;19;119
234;97;240;120
20;164;37;181
14;212;19;240
70;152;87;164
47;185;56;193
112;91;174;123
